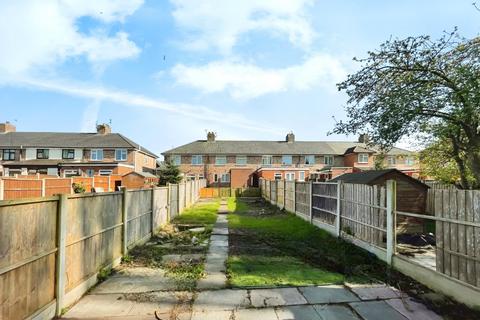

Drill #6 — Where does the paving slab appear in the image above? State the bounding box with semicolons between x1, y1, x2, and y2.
162;253;204;263
235;308;279;320
347;283;402;300
208;245;228;255
204;258;226;273
276;305;321;320
212;228;229;235
193;289;249;311
313;305;361;320
196;272;228;290
349;301;408;320
299;285;360;304
385;298;443;320
191;310;233;320
250;288;307;308
91;267;176;294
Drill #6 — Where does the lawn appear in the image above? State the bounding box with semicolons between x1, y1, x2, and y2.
173;200;219;225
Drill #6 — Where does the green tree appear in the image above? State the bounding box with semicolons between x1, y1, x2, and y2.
333;30;480;189
374;153;386;170
158;161;182;186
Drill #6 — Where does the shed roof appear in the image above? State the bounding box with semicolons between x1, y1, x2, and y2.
330;169;428;189
124;171;158;178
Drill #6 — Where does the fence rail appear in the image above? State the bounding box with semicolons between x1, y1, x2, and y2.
259;178;480;308
0;179;206;320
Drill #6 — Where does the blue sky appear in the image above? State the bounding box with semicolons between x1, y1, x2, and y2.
0;0;478;157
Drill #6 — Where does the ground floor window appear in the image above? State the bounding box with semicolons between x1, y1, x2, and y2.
298;171;305;181
285;172;295;181
99;169;113;176
274;173;282;180
221;173;230;183
64;169;80;177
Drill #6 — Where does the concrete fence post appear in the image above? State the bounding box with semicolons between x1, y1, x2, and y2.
386;179;397;265
166;183;171;222
41;179;46;197
55;194;68;316
293;180;297;214
0;179;4;201
177;182;181;214
309;181;313;224
70;178;74;194
121;187;128;255
151;187;156;234
336;181;342;237
283;179;286;210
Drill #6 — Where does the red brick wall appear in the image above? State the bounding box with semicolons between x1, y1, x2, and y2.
231;168;256;188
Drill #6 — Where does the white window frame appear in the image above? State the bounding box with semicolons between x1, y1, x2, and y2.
298;171;305;182
191;155;203;165
115;149;127;161
63;169;79;177
98;169;113;176
215;155;227;165
172;155;181;166
91;149;104;161
236;155;247;166
221;173;230;183
387;156;396;166
285;172;295;181
282;155;293;165
358;153;369;164
262;155;273;166
324;155;334;165
274;173;282;180
304;155;315;165
406;156;415;166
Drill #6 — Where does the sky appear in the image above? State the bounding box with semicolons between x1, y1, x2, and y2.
0;0;479;157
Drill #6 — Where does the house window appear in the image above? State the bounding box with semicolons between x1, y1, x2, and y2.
406;156;415;166
324;155;334;165
62;149;75;160
213;173;218;182
98;169;113;176
358;153;369;163
305;155;315;165
299;171;305;182
36;149;49;159
86;169;95;177
285;172;295;181
274;173;282;180
91;149;104;161
2;149;15;161
115;149;127;161
64;169;79;177
215;155;227;165
387;156;396;166
171;155;181;165
262;155;273;166
282;155;293;165
191;155;203;165
221;173;230;183
236;155;247;166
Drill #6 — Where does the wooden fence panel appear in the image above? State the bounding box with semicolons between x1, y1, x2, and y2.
276;181;285;209
178;183;186;212
93;176;110;191
45;178;71;196
270;181;277;204
126;190;152;246
0;199;58;320
295;182;309;218
284;181;295;212
3;179;42;199
153;187;169;228
311;183;337;225
170;184;179;219
72;177;93;192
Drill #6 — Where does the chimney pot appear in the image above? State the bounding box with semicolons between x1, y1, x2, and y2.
358;134;370;144
286;132;295;143
96;123;112;135
0;121;16;133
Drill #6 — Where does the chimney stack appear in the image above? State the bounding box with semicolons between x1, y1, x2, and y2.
358;133;370;144
207;131;216;142
286;132;295;143
0;121;16;133
96;123;112;135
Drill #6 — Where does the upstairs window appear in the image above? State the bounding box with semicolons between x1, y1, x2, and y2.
36;149;49;159
62;149;75;160
215;155;227;165
171;155;181;165
358;153;369;164
236;155;247;166
91;149;104;161
406;156;415;166
387;156;396;165
324;155;334;165
191;155;203;165
2;149;15;161
282;155;293;165
262;155;273;166
305;155;315;165
115;149;127;161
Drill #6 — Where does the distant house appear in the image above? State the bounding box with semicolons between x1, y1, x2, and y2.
162;132;419;188
0;122;158;177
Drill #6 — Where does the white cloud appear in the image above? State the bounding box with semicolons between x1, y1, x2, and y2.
15;77;283;135
171;0;315;53
171;54;347;99
0;0;142;75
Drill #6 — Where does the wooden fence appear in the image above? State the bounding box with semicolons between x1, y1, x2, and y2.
259;178;480;308
0;179;206;320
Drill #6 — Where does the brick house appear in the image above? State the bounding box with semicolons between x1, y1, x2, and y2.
162;132;419;187
0;122;158;177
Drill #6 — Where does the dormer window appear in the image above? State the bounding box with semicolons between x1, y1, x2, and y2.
358;153;369;163
282;155;292;165
91;149;104;161
2;149;15;161
115;149;127;161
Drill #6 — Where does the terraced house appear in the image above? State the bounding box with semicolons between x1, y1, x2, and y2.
162;132;419;188
0;122;158;177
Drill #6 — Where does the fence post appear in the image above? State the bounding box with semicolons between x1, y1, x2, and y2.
336;181;342;237
55;194;68;316
293;180;297;214
70;178;74;194
41;179;46;197
0;179;4;200
177;182;181;214
386;180;397;265
283;179;286;210
309;181;313;224
151;187;156;234
121;187;128;255
167;183;171;222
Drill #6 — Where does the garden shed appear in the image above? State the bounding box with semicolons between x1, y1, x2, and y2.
122;171;159;190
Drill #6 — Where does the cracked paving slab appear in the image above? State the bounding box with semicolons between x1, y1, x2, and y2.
250;288;308;308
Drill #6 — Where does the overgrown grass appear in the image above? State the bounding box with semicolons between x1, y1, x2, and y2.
227;197;248;213
173;201;219;225
164;261;205;291
228;255;343;287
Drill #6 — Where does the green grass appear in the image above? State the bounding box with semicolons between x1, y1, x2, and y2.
173;201;219;225
228;255;344;287
164;261;205;291
227;197;249;213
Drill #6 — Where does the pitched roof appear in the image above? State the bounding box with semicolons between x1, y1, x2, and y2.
0;132;158;158
162;140;414;156
330;169;428;188
124;171;158;178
